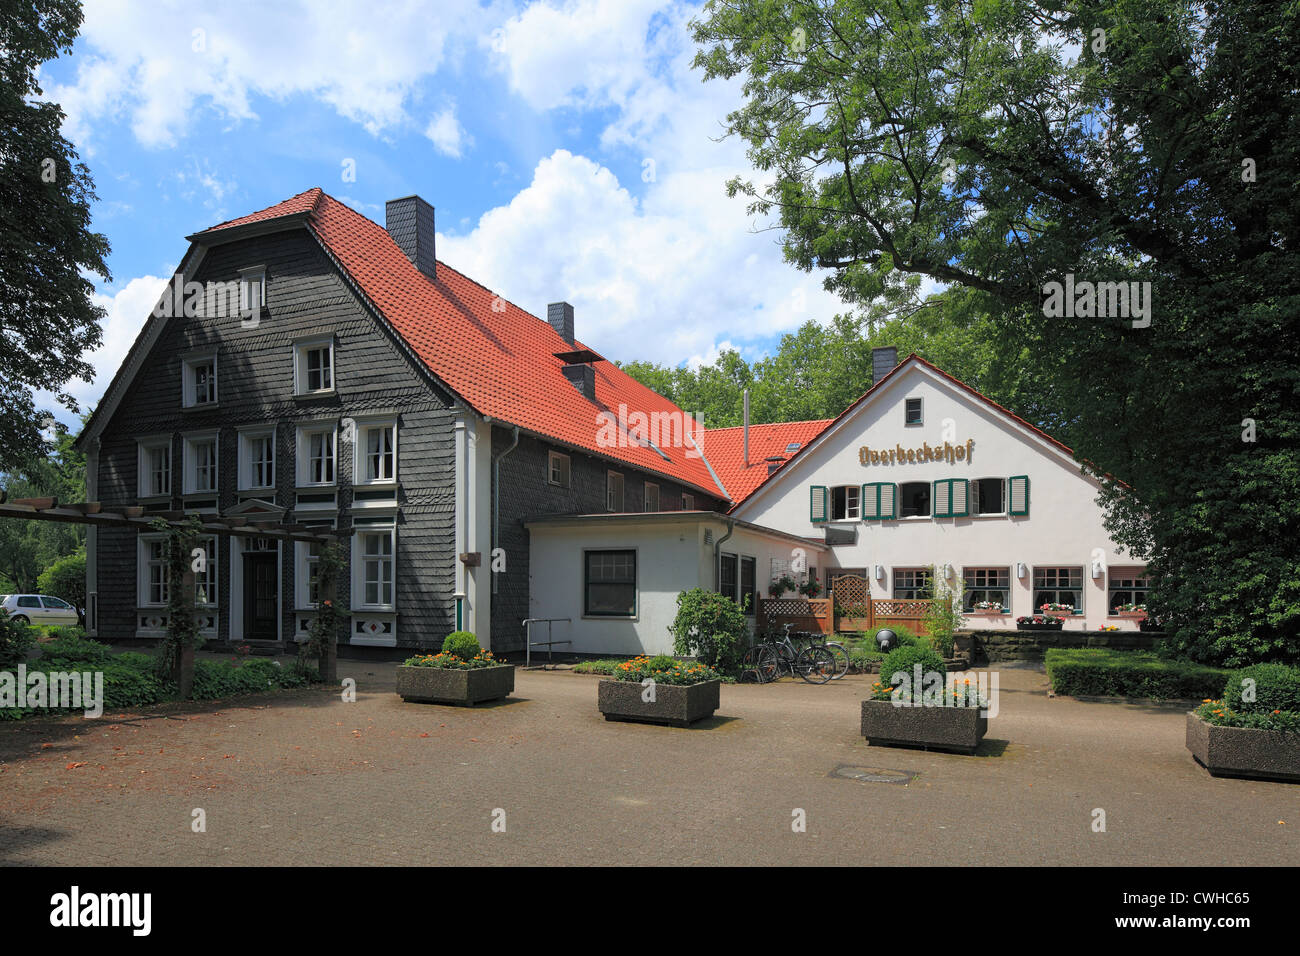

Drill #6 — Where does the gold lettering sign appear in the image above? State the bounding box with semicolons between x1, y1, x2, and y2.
859;439;975;465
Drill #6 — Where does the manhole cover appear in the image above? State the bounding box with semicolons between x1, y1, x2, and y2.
830;765;916;784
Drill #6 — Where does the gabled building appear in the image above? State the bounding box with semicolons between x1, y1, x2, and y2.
76;188;1146;658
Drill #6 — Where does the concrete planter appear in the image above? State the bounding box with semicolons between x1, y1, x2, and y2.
598;678;721;727
861;698;988;755
1186;712;1300;783
396;664;515;706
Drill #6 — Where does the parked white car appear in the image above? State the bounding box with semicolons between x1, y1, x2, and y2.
0;594;80;627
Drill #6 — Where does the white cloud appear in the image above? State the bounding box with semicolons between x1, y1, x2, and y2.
36;274;170;426
424;105;471;157
44;0;497;150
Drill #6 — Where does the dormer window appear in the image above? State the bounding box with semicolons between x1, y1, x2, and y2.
240;269;265;312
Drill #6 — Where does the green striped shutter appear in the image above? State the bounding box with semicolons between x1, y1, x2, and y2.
934;478;970;518
950;478;969;516
810;485;828;523
933;479;951;518
861;484;879;520
877;482;896;520
1009;475;1030;515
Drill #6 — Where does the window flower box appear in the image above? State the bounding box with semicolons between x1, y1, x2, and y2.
1016;615;1064;631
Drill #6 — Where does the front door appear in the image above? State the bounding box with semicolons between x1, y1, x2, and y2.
243;552;278;641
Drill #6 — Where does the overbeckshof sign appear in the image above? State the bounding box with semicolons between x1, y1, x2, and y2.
858;438;975;466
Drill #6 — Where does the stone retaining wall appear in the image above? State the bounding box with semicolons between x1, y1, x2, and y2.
959;629;1167;663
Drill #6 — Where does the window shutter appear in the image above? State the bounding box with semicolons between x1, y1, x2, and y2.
878;482;896;519
950;478;969;517
861;484;879;520
1009;475;1030;515
809;485;828;523
933;479;951;518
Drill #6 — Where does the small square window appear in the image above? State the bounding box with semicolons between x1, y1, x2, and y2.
182;356;217;407
904;397;923;425
681;493;694;510
548;451;570;489
294;339;335;395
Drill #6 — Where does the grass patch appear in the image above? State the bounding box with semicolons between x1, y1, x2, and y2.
1045;648;1231;700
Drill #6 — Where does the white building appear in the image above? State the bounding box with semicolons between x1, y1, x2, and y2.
526;352;1148;656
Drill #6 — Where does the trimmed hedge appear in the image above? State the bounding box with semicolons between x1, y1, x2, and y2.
879;644;945;687
1045;648;1231;700
1221;663;1300;714
441;631;481;660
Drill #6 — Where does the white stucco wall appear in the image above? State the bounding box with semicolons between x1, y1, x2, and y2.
733;362;1146;631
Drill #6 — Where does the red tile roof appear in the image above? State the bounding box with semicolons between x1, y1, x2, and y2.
196;189;727;498
700;420;833;503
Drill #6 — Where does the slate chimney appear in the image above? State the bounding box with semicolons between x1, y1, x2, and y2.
562;363;596;401
548;301;575;344
871;346;898;386
385;195;437;280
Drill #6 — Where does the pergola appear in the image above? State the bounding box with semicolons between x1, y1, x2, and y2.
0;488;346;684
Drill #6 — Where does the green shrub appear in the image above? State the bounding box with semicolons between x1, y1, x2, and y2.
441;631;481;660
37;550;86;612
113;651;157;673
1221;663;1300;714
1045;649;1231;700
669;588;749;674
40;631;110;665
572;658;621;675
878;644;945;689
0;608;36;668
100;662;167;709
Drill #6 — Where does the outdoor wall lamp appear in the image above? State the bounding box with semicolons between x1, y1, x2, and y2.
875;565;885;580
1016;562;1027;579
1091;560;1104;579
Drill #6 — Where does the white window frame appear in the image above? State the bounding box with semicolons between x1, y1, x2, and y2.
182;353;218;408
681;493;694;510
972;476;1007;516
354;420;398;486
137;437;172;499
195;536;218;607
296;424;338;487
606;471;624;512
183;432;220;495
294;529;336;610
547;451;571;489
830;484;861;520
644;482;660;512
352;525;396;611
293;336;335;396
138;535;168;607
238;427;276;491
1032;566;1085;614
240;268;266;312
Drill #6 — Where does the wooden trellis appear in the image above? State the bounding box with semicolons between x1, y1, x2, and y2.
0;488;348;683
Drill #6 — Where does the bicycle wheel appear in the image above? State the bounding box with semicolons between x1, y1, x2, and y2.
796;647;836;684
755;645;780;683
824;642;850;680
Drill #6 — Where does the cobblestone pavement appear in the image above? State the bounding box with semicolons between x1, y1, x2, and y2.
0;658;1295;866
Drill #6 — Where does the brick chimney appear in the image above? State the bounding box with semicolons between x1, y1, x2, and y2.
385;196;436;280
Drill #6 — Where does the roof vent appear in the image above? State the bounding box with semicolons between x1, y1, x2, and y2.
548;301;575;344
765;454;786;476
385;196;436;281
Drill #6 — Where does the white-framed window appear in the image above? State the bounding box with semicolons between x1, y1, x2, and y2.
898;481;931;518
893;567;933;600
830;484;860;520
1108;569;1150;614
294;529;336;609
139;535;168;606
353;525;395;610
240;268;266;313
904;397;923;425
183;433;219;494
963;567;1010;612
293;337;335;395
644;482;659;512
137;438;172;498
195;537;218;606
1033;566;1084;613
355;421;397;485
297;425;337;486
682;493;694;510
607;471;624;511
973;477;1006;515
238;428;275;490
182;354;217;407
547;451;570;488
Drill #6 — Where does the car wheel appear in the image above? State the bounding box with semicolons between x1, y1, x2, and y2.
12;615;29;625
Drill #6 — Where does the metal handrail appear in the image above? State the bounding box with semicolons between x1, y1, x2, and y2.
521;617;572;668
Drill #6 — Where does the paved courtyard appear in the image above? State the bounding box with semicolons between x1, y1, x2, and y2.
0;657;1295;866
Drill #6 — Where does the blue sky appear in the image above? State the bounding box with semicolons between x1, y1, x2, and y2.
36;0;861;427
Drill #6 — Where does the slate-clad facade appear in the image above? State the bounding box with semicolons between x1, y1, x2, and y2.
78;189;729;655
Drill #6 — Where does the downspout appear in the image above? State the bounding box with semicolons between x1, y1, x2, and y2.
713;517;735;591
492;424;520;596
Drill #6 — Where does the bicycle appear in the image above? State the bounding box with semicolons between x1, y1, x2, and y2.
801;630;850;679
752;624;836;684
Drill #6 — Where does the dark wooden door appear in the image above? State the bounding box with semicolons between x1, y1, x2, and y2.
243;553;278;640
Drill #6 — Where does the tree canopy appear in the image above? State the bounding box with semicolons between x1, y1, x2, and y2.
677;0;1299;664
